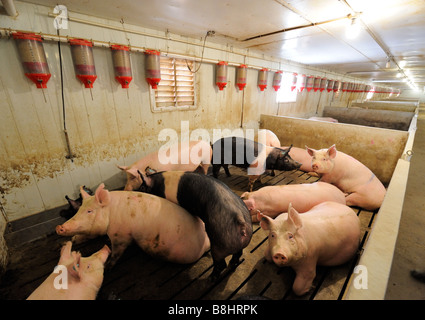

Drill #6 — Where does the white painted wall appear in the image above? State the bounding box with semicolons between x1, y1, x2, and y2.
0;1;369;222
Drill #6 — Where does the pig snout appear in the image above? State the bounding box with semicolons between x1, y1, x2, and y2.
273;252;288;265
312;163;319;171
56;224;67;235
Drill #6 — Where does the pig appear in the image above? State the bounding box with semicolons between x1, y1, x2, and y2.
255;129;281;148
27;241;110;300
56;184;210;267
282;146;314;173
241;181;346;222
137;170;252;281
255;129;281;176
259;201;361;296
211;137;302;191
306;144;386;211
60;186;94;219
118;140;212;191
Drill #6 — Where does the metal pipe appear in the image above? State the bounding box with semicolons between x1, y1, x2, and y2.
1;0;18;18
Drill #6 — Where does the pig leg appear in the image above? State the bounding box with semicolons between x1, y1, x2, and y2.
248;175;260;192
292;267;316;296
107;235;132;268
212;164;221;178
209;246;228;281
71;234;97;244
228;250;243;270
223;165;231;177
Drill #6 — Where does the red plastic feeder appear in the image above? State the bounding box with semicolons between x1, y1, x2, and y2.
145;49;161;89
291;73;298;91
306;76;314;92
272;70;283;91
111;45;132;88
216;61;228;90
299;74;307;92
258;68;268;91
13;32;51;89
327;79;335;92
69;38;97;88
236;64;247;90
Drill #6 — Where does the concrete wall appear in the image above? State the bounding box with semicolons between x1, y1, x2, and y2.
323;107;414;131
260;114;408;185
0;1;371;222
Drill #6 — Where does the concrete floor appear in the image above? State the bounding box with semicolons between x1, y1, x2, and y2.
385;117;425;299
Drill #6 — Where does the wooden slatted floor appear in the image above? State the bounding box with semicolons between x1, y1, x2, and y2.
0;167;376;300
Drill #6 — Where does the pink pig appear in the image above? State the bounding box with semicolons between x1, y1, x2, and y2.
255;129;281;148
241;181;346;222
27;241;110;300
306;144;386;211
56;184;210;267
118;140;212;191
259;201;360;296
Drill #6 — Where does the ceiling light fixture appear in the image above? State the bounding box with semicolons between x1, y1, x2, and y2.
346;14;362;39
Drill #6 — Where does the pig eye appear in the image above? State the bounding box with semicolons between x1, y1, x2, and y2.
87;210;93;214
270;232;276;239
288;233;294;240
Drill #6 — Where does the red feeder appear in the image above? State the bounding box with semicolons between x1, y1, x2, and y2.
333;80;341;92
216;61;228;90
13;32;51;89
327;79;335;92
313;76;321;92
306;76;314;92
319;78;327;92
111;45;132;88
69;38;97;88
236;64;247;90
291;73;298;91
341;82;349;92
145;49;161;89
299;74;307;92
272;70;283;91
258;68;268;91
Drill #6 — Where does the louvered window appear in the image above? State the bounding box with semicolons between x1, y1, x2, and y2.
152;57;196;110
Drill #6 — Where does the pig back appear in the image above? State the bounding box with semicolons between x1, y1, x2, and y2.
175;173;252;252
301;202;360;266
212;137;264;168
110;191;209;264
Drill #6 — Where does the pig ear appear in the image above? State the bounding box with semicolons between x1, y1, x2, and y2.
127;167;139;178
259;212;274;231
328;144;337;159
243;198;255;211
80;185;91;199
288;203;303;230
305;145;315;157
117;165;129;171
95;183;110;207
240;192;250;200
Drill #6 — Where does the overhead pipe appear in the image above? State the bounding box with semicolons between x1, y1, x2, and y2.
1;0;18;17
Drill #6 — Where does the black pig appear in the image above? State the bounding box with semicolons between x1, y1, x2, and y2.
60;186;94;219
211;137;301;191
137;170;252;281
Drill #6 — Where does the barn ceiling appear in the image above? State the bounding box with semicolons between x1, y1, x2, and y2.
19;0;425;91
